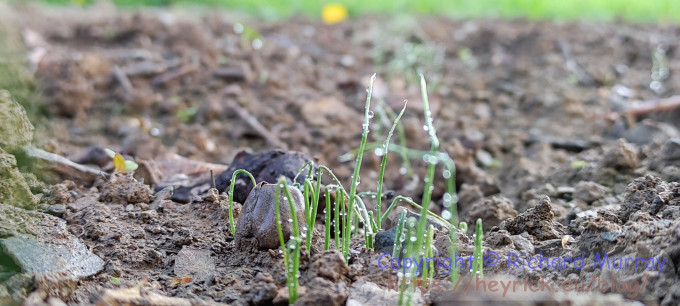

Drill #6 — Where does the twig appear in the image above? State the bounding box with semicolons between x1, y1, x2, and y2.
113;65;135;95
225;99;287;149
151;62;199;86
210;169;216;189
603;95;680;121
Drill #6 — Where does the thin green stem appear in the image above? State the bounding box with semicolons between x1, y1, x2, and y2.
473;218;484;279
307;167;323;250
381;196;452;228
376;101;407;230
275;177;302;304
228;169;257;235
344;73;376;260
334;188;342;252
392;209;407;258
324;187;331;251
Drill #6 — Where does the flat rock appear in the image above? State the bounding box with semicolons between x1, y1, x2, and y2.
0;204;104;279
173;247;215;282
347;280;423;306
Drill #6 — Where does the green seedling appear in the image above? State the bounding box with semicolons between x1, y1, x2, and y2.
421;225;435;286
472;218;484;279
227;169;257;235
376;101;407;230
459;222;468;233
324;186;332;250
104;148;138;173
110;276;121;285
175;106;197;123
392;209;407;258
274;177;302;304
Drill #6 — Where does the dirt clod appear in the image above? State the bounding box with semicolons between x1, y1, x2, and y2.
496;196;565;241
99;173;151;204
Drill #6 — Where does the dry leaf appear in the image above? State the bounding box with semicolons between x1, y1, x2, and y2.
169;277;193;286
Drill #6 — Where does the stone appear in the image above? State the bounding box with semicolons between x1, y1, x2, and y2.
347;280;423;306
573;181;610;204
173;247;215;282
45;204;66;217
0;90;34;152
0;204;104;280
234;182;307;250
373;226;398;256
462;196;518;232
0;147;38;209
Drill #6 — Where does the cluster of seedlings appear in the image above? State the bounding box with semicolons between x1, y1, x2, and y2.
224;74;485;305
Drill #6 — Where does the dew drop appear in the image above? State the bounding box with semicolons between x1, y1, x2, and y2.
374;148;385;156
443;170;451;179
442;210;452;220
399;167;407;175
251;38;263;50
150;127;161;136
368;111;374;118
423;125;429;131
233;23;244;34
288;218;293;223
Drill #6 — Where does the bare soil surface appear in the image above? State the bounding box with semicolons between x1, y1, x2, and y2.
2;3;680;306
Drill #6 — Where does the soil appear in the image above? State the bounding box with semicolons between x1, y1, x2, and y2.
1;2;680;306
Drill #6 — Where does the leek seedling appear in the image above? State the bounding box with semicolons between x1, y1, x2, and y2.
472;218;484;279
274;177;302;304
227;169;257;235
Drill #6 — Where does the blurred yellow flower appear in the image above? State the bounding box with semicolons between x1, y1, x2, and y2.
322;4;348;25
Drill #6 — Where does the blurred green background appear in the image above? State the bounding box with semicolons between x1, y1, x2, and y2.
33;0;680;22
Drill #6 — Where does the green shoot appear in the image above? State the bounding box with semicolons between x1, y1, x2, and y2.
334;188;343;253
422;225;435;286
472;218;484;279
376;101;408;230
403;217;418;306
324;187;332;250
392;209;407;258
343;73;376;260
274;177;302;304
307;167;323;249
458;221;468;233
377;100;413;178
227;169;257;235
381;196;452;228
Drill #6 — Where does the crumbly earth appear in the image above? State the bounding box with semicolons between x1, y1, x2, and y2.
1;3;680;305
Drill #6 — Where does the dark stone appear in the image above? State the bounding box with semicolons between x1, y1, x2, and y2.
171;150;314;204
45;204;66;217
374;227;397;255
